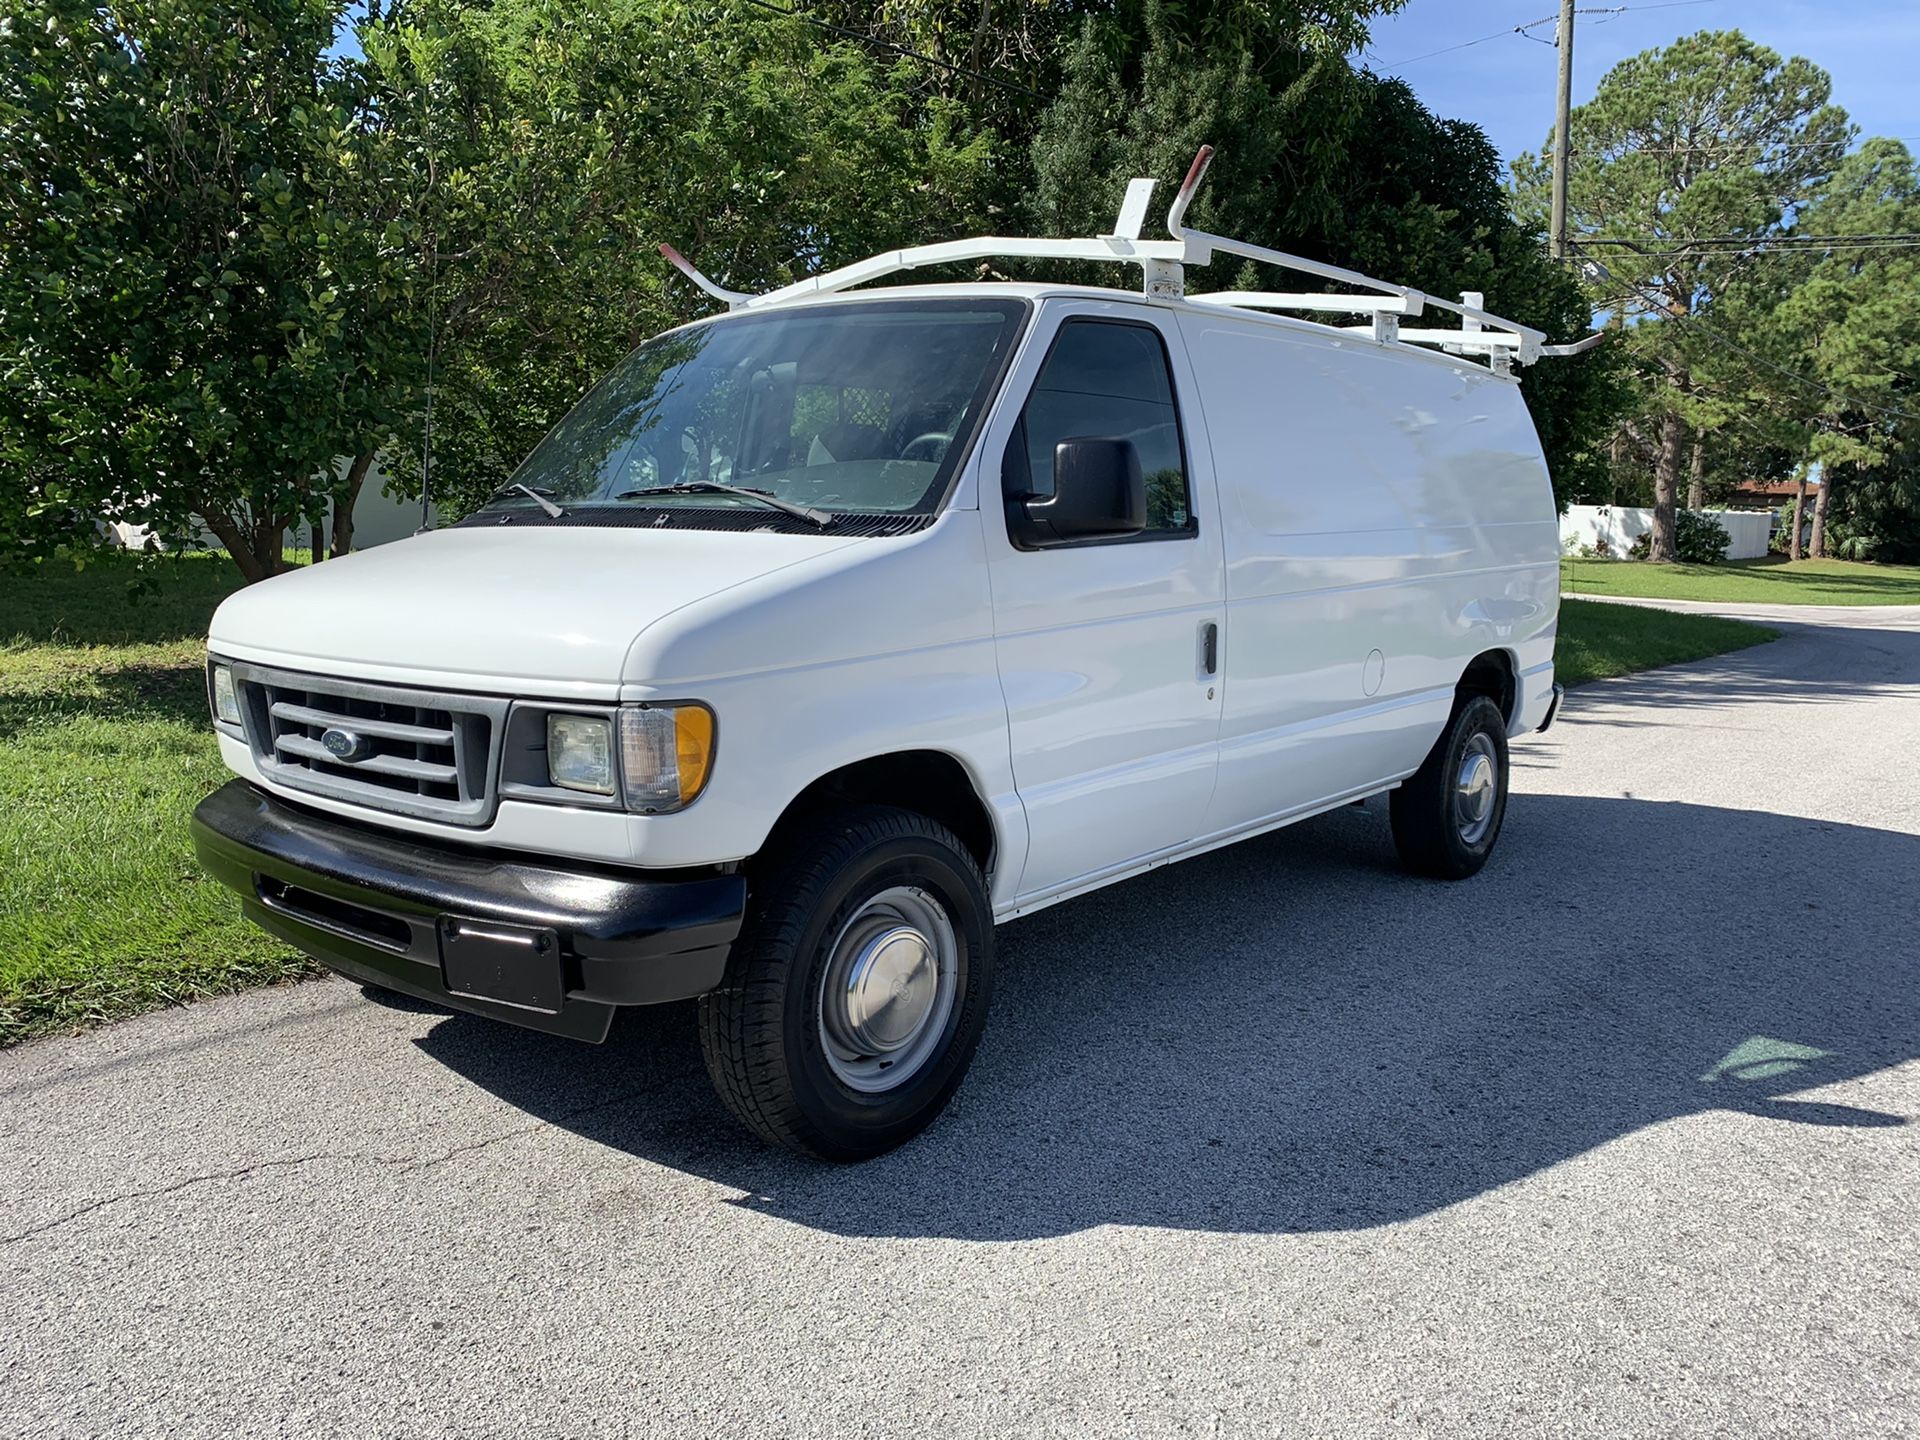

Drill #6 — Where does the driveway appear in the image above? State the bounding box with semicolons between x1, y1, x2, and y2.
4;604;1917;1438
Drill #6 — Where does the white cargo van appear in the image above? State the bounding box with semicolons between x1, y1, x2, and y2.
194;153;1585;1159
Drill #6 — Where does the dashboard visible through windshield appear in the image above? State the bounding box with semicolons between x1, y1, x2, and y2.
482;298;1029;523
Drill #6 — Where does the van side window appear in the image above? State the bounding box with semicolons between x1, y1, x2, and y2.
1009;319;1193;535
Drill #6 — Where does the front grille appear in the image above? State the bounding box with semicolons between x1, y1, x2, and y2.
231;663;508;826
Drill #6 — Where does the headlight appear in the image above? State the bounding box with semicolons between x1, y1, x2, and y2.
546;713;615;795
210;663;241;726
619;703;715;812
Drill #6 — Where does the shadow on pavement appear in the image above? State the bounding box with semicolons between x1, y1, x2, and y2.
1554;617;1920;724
410;792;1917;1240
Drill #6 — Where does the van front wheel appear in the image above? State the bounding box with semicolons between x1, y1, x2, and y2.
696;806;993;1161
1389;695;1510;880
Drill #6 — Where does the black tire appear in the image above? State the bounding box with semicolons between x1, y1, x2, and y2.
1390;694;1510;880
696;805;994;1161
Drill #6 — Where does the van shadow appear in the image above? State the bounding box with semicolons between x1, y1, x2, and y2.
412;794;1917;1240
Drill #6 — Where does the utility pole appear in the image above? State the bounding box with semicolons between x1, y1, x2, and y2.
1549;0;1575;259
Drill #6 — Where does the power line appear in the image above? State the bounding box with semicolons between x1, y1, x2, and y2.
1609;246;1920;262
1381;0;1720;69
1595;135;1919;158
738;0;1042;100
1593;242;1920;262
1585;233;1920;248
1573;0;1728;24
1381;13;1555;69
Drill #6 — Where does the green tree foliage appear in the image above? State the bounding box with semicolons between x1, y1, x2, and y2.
1514;30;1851;559
1030;15;1621;506
807;0;1410;139
363;0;1005;518
0;0;424;580
5;0;1629;576
1770;140;1920;559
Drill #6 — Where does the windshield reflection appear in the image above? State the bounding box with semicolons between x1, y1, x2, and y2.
489;299;1027;518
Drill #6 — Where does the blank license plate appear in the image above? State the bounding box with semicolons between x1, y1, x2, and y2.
438;918;566;1014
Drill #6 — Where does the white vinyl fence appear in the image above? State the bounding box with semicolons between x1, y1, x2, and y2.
106;455;434;554
1561;505;1774;561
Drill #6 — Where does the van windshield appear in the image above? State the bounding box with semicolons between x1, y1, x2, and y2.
488;298;1027;521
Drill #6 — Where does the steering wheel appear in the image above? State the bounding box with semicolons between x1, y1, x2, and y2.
901;432;952;462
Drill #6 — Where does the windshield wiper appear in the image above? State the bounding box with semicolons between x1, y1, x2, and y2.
489;483;566;518
615;481;830;528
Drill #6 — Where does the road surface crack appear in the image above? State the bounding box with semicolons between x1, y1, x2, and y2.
2;1081;679;1245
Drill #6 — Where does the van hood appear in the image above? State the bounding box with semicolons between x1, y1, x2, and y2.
208;524;863;695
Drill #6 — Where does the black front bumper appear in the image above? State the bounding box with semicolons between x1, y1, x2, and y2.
1537;681;1567;733
191;780;746;1042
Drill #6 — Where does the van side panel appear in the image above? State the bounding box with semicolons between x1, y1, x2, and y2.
1175;312;1558;838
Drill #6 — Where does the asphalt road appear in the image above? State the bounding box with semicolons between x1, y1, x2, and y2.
4;601;1917;1438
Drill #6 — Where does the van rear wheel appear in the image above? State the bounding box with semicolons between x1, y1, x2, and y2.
1389;695;1510;880
696;805;993;1162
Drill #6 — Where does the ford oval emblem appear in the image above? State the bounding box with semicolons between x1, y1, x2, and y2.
320;727;367;761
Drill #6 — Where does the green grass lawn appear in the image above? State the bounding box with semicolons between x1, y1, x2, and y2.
1555;597;1779;688
1561;554;1920;606
0;554;1782;1045
0;555;315;1044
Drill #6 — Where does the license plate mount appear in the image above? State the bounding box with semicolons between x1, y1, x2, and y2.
438;917;566;1014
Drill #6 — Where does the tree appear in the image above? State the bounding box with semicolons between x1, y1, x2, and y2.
362;0;1007;519
0;0;426;580
809;0;1411;141
1514;31;1851;560
1768;140;1920;558
6;0;1599;572
1029;13;1622;507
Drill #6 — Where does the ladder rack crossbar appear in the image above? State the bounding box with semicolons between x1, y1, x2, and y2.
660;147;1591;370
1342;326;1525;349
743;236;1185;311
1187;292;1423;316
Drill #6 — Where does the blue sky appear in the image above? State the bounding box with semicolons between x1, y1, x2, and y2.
1360;0;1920;171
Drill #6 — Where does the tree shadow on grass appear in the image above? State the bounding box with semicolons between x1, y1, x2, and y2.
412;793;1917;1240
1718;559;1920;601
1549;616;1920;730
1568;557;1920;604
0;554;243;648
0;663;211;739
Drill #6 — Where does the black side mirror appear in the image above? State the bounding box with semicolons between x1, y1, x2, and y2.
1016;436;1146;546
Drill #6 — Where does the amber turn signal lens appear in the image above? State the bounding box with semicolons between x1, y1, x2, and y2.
618;703;716;811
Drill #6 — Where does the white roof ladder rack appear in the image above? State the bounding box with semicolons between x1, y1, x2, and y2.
659;146;1602;371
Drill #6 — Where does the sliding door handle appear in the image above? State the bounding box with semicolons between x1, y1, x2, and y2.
1201;621;1219;675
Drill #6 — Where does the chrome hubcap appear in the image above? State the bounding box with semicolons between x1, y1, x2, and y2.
1454;733;1499;846
819;886;957;1093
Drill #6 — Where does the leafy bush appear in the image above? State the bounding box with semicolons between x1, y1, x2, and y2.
1626;511;1731;562
1770;507;1806;555
1675;509;1732;563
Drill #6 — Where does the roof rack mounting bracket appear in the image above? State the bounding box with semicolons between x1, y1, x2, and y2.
1142;258;1184;299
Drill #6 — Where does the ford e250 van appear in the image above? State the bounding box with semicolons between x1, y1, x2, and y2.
193;152;1588;1159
